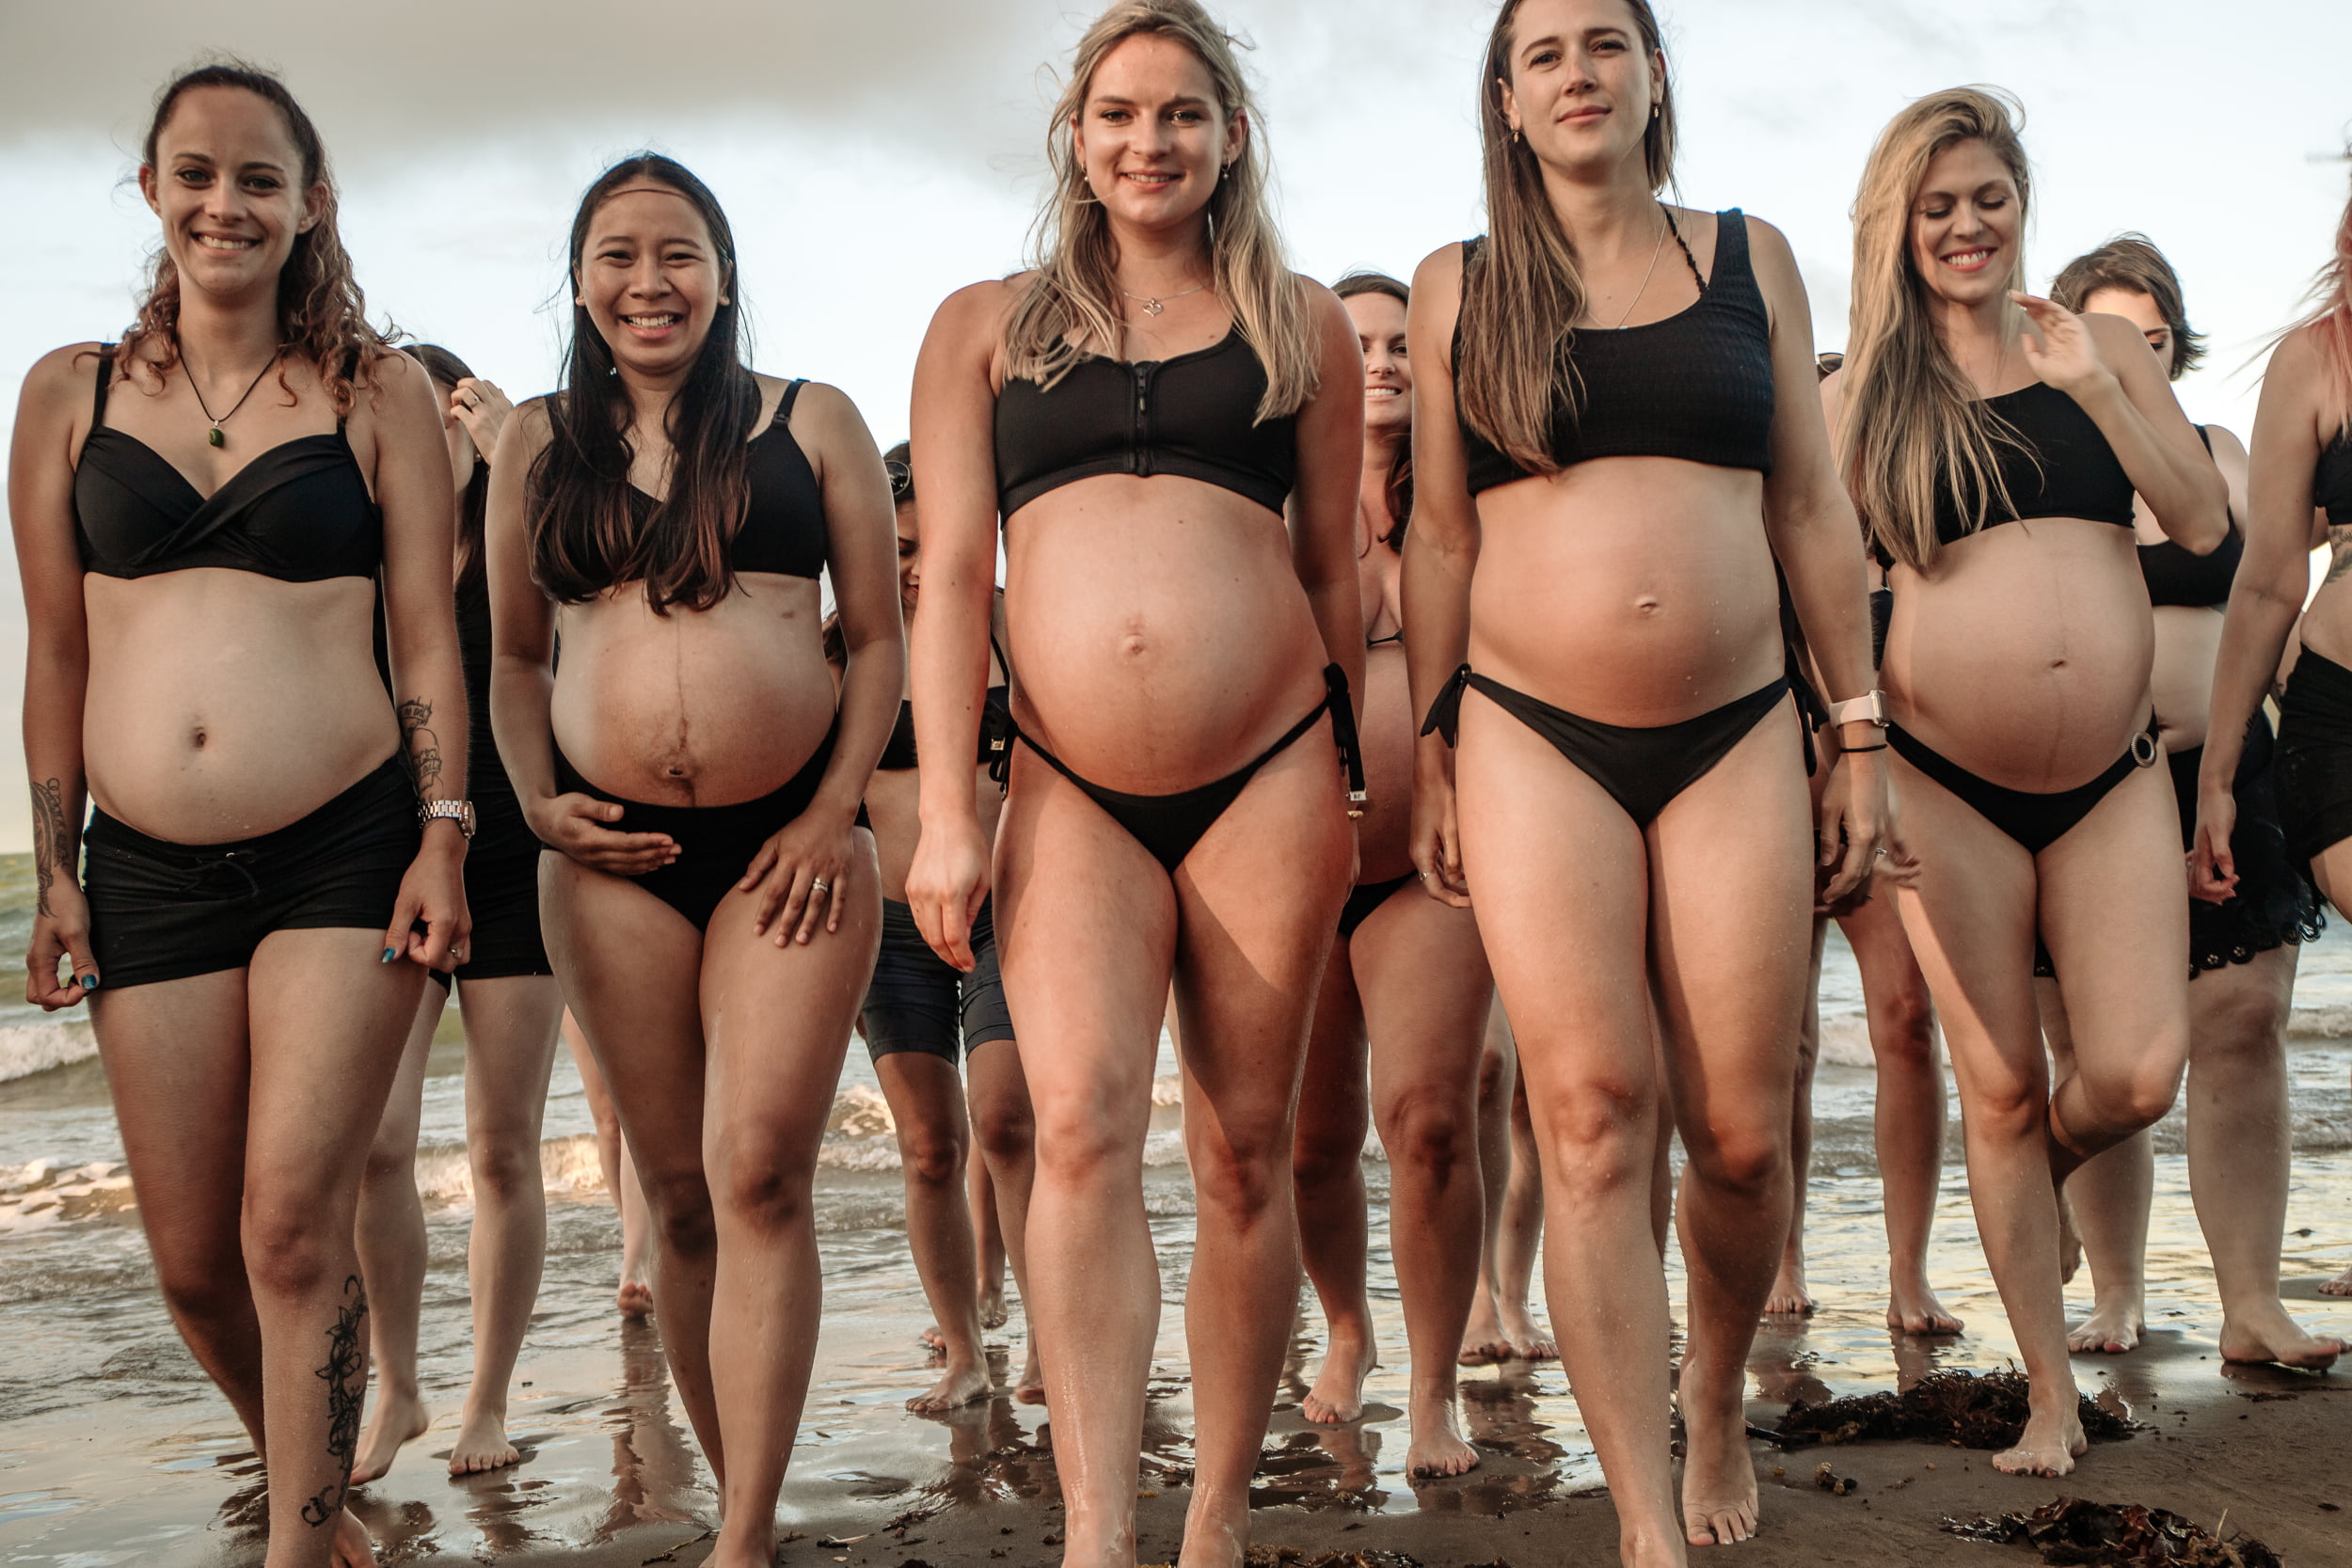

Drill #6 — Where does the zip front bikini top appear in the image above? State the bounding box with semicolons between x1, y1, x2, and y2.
1454;210;1777;496
74;344;382;581
2138;427;2239;609
993;326;1296;521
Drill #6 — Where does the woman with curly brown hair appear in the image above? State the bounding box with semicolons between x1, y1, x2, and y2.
11;63;469;1567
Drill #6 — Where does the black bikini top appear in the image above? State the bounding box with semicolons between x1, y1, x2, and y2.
1931;382;2137;547
74;344;382;581
627;379;826;580
2319;429;2352;531
993;326;1296;520
876;631;1012;772
2138;427;2240;609
1455;210;1776;496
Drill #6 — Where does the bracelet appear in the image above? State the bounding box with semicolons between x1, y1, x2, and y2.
1838;741;1889;754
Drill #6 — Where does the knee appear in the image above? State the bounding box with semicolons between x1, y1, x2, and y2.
1680;1125;1788;1202
896;1114;967;1189
707;1138;817;1232
1530;1079;1655;1196
1872;987;1939;1070
2081;1053;2185;1136
1375;1085;1475;1180
2195;981;2289;1065
361;1136;415;1191
972;1099;1034;1167
635;1166;718;1258
240;1189;344;1301
1291;1119;1366;1191
1031;1101;1142;1187
154;1251;251;1331
1192;1138;1284;1223
469;1136;545;1206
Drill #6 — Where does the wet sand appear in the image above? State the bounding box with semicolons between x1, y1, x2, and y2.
7;1145;2347;1566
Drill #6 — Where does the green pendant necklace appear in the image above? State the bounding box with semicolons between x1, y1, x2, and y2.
183;348;280;448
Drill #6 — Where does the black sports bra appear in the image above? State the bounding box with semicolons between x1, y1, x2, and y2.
626;379;826;580
74;344;382;581
1455;210;1776;495
993;326;1296;520
2320;430;2352;532
2138;427;2239;609
876;687;1010;772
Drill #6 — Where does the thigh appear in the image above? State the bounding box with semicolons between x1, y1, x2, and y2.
455;974;566;1144
1354;893;1493;1103
89;971;254;1260
1887;750;2044;1105
2186;944;2296;1062
698;832;882;1165
2037;757;2191;1082
1295;938;1368;1149
541;854;710;1181
1171;722;1355;1146
993;751;1180;1148
245;929;428;1195
371;986;441;1162
1647;704;1815;1145
1453;690;1655;1113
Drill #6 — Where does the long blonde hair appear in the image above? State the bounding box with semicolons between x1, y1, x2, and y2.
1003;0;1313;421
1837;87;2032;573
2273;160;2352;442
1455;0;1677;474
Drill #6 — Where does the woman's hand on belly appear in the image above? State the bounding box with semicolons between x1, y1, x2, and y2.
530;791;679;877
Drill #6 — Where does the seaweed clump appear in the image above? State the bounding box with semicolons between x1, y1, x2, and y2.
1774;1370;2137;1449
1941;1496;2281;1566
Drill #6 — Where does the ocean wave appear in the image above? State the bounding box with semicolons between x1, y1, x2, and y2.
0;1019;97;1083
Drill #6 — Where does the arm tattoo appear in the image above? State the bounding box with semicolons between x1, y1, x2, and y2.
2327;526;2352;589
299;1275;368;1528
396;697;444;800
30;778;72;919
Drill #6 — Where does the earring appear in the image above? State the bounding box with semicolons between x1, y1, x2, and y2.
1512;126;1522;145
1652;103;1661;119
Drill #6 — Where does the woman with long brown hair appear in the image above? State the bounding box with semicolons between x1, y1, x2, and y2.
1404;1;1889;1557
1831;89;2226;1477
2196;163;2352;1309
12;62;468;1567
905;3;1365;1561
487;153;900;1568
1288;270;1496;1477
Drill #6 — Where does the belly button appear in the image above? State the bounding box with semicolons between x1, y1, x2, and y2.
1633;596;1662;617
191;729;208;749
1120;634;1149;657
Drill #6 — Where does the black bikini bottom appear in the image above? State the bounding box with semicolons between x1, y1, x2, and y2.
1422;666;1791;827
2275;645;2352;868
1886;720;2158;854
1001;665;1365;874
551;731;834;934
1337;872;1416;941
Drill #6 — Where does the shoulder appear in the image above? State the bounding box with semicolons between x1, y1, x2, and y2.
773;376;862;434
2078;309;2150;356
353;345;440;424
1293;273;1351;337
930;277;1022;340
1732;212;1797;269
2264;320;2328;387
1411;241;1469;293
18;341;108;407
2202;422;2248;463
497;394;557;467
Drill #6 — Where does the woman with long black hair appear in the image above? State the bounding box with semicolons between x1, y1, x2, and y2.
13;62;468;1567
906;3;1365;1561
486;153;900;1567
1404;1;1889;1557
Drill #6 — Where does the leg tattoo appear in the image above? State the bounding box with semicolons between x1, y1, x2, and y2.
300;1275;369;1526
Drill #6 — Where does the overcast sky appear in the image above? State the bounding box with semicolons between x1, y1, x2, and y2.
0;0;2346;851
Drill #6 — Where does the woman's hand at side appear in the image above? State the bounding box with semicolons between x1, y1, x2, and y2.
906;811;991;973
25;882;95;1010
1409;747;1471;909
2188;782;2240;905
1816;745;1913;911
741;803;859;946
384;822;472;971
528;792;678;876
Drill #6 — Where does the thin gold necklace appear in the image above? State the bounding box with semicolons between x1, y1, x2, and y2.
1604;205;1671;330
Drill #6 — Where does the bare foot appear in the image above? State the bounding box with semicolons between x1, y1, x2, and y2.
978;1284;1009;1331
2218;1301;2347;1370
1405;1394;1480;1478
1459;1297;1511;1366
2065;1296;2144;1355
448;1404;522;1475
919;1323;946;1351
1678;1389;1760;1546
1176;1489;1247;1568
1301;1331;1375;1424
616;1275;654;1318
1013;1347;1047;1405
1885;1278;1963;1336
906;1360;991;1414
2320;1266;2352;1299
1764;1256;1815;1318
332;1506;377;1567
348;1390;429;1485
2056;1189;2083;1286
1991;1405;2086;1478
1499;1303;1558;1361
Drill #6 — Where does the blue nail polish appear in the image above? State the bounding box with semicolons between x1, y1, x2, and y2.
80;973;98;990
381;947;399;963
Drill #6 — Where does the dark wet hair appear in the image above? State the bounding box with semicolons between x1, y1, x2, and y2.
123;60;387;417
1335;271;1413;549
2049;232;2203;380
404;344;489;593
528;153;758;613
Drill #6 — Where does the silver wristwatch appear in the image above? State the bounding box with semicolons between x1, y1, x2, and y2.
419;799;477;839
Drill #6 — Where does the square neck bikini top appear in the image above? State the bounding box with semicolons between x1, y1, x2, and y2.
73;343;382;582
1454;209;1778;495
992;325;1296;522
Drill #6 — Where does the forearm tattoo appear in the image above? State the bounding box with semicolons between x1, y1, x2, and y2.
299;1275;368;1528
30;778;72;918
396;697;444;800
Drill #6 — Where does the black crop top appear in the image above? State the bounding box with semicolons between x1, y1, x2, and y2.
74;344;382;581
1456;210;1776;495
993;326;1295;520
2320;431;2352;532
2138;427;2239;609
626;379;826;580
1933;382;2137;546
